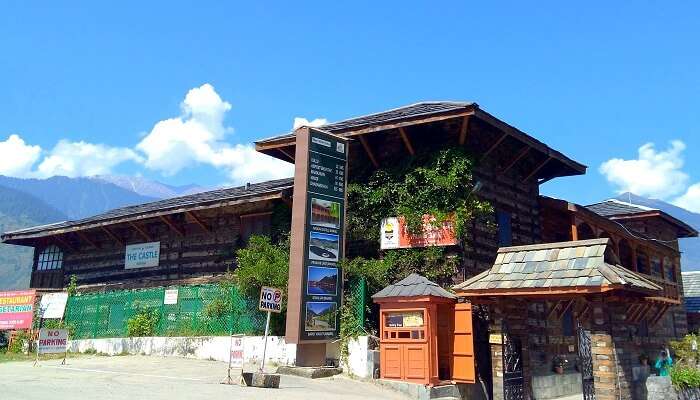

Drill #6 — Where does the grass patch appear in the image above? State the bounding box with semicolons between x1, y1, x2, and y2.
0;350;83;364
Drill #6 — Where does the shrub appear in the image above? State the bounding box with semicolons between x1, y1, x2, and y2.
7;331;29;354
126;308;160;337
671;365;700;389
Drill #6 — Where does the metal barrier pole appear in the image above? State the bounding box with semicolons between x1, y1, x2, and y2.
259;311;271;372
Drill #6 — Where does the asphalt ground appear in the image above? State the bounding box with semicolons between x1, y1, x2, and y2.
0;355;408;400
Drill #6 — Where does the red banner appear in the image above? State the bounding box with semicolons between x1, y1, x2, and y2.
380;215;458;249
0;290;36;330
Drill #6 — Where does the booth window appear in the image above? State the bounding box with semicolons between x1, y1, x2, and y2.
240;213;272;242
36;245;63;271
497;211;512;247
384;310;425;340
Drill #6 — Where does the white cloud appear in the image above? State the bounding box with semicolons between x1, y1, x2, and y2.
0;134;41;177
36;140;142;178
674;183;700;213
293;117;328;129
137;83;293;183
599;141;689;199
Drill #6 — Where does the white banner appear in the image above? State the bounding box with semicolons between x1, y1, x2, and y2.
125;242;160;269
38;328;68;354
40;292;69;319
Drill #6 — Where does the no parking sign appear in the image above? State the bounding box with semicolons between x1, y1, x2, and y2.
258;287;283;313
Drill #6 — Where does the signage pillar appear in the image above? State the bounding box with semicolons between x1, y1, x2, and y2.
285;127;348;366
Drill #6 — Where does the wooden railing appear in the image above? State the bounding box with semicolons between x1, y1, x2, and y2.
638;273;680;301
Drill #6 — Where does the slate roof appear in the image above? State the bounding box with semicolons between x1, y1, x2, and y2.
453;238;662;295
258;102;475;143
372;273;456;299
1;178;294;242
586;199;653;217
682;272;700;313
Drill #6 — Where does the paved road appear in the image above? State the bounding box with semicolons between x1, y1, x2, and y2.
0;355;407;400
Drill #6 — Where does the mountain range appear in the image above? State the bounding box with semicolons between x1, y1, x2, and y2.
0;175;210;289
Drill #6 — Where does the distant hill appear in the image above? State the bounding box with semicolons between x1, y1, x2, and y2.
93;175;208;199
614;192;700;271
0;175;158;220
0;185;68;290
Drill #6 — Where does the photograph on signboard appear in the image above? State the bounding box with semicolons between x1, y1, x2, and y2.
308;231;339;262
310;198;341;229
304;302;337;332
306;266;338;296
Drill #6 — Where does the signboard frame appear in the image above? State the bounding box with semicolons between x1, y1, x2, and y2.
285;127;349;345
124;241;161;269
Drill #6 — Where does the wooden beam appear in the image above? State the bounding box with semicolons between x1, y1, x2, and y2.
160;215;185;237
571;215;579;241
129;221;152;242
479;133;508;162
547;300;563;320
398;127;415;156
55;235;76;252
358;135;379;168
524;156;552;181
650;305;670;326
102;227;124;247
186;211;210;233
76;231;99;249
278;148;295;162
500;146;531;175
458;115;470;145
557;299;575;320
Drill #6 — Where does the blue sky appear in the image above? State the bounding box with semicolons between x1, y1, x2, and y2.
1;1;699;209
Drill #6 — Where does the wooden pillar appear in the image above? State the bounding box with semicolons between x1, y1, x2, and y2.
570;216;579;241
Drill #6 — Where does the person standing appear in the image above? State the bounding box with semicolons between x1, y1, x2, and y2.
655;350;673;376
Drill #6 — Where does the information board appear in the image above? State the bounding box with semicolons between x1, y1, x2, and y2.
0;290;35;330
39;292;68;319
163;289;179;305
286;127;348;343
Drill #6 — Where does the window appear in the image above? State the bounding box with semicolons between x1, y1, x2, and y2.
240;213;272;242
562;308;575;336
651;256;662;277
36;245;63;271
497;211;512;247
637;252;650;274
664;257;676;282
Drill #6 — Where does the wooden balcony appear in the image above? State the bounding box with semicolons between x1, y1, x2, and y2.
637;272;680;302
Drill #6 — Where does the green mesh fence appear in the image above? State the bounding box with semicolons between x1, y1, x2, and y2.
64;284;266;339
347;277;366;328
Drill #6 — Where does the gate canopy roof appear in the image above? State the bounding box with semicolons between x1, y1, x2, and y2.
373;273;456;300
453;238;662;297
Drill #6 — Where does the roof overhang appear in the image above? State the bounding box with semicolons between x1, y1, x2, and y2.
255;102;586;182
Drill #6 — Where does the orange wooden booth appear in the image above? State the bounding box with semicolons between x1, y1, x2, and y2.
372;274;475;386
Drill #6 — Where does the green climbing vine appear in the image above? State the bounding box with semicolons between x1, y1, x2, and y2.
339;146;494;366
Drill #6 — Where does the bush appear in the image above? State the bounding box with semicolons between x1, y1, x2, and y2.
671;365;700;389
7;331;29;354
126;308;160;337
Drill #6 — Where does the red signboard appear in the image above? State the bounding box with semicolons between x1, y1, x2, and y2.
0;290;36;330
380;215;458;249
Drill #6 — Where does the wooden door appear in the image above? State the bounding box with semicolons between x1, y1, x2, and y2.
451;302;476;383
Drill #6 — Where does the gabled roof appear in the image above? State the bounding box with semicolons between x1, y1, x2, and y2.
453;238;662;295
586;199;697;238
1;178;294;243
255;101;586;181
372;273;456;299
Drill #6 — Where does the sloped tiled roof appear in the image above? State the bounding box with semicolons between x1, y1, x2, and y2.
586;199;653;217
453;238;662;295
372;273;456;299
2;178;294;242
682;272;700;313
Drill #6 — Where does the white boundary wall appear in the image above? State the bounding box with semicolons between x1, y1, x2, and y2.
68;335;374;377
68;336;296;365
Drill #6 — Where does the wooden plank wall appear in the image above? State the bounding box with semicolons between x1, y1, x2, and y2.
32;200;280;289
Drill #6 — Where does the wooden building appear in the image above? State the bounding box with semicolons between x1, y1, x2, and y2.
1;179;293;290
3;100;697;399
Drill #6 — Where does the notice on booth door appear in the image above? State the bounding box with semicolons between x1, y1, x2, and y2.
259;287;283;313
38;328;68;354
